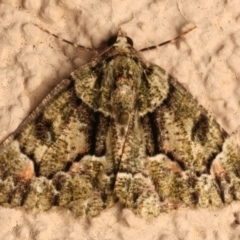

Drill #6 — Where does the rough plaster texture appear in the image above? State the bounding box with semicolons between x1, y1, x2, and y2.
1;0;240;239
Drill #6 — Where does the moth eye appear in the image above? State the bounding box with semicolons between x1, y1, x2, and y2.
107;36;118;46
126;37;133;47
107;36;134;47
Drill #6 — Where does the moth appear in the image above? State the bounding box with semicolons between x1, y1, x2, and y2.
0;26;240;218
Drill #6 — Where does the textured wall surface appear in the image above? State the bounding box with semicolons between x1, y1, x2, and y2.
1;0;240;239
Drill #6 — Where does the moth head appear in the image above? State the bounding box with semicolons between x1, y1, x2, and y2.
107;29;133;48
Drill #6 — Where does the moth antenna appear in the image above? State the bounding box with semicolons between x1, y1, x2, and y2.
140;26;197;52
33;23;97;53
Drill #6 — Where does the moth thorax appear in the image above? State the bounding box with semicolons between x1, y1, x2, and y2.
111;77;135;125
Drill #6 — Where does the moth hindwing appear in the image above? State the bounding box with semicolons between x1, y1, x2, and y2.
0;29;240;218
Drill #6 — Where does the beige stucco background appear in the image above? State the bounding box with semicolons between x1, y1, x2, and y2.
1;0;240;239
